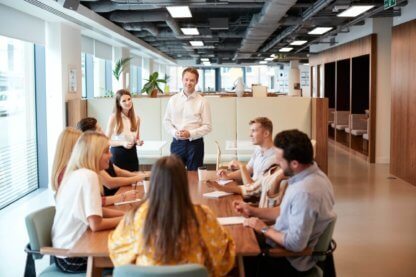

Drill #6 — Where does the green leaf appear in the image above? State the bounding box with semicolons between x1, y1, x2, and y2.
113;57;133;81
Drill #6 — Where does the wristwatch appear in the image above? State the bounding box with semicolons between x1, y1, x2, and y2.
261;226;270;235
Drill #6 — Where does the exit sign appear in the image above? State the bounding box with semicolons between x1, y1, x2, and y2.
384;0;397;9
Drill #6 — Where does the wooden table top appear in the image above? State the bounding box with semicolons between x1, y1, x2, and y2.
69;171;260;257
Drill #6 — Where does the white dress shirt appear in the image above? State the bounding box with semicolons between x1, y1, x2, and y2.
164;91;212;140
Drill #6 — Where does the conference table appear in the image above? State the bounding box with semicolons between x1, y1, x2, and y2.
69;171;260;277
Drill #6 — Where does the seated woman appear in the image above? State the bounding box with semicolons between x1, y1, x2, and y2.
209;161;288;208
108;155;236;276
52;132;124;273
77;117;148;196
51;126;137;206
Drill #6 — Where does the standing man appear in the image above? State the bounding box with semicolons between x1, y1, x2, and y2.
234;129;336;275
164;67;212;170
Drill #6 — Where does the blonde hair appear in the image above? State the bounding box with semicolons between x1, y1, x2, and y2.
51;127;82;192
62;131;109;195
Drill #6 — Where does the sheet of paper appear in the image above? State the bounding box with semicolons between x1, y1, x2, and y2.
202;191;233;198
217;179;233;186
217;216;245;225
114;198;142;206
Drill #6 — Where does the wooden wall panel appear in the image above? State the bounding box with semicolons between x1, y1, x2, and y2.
390;20;416;185
66;99;87;127
312;98;328;174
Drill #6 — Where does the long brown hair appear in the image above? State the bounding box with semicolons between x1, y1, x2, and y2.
113;89;137;134
127;155;199;263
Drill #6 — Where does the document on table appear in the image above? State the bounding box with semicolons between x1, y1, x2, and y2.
202;191;233;198
217;179;233;186
217;216;245;225
114;198;142;206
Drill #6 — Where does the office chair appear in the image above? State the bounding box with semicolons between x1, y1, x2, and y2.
269;218;337;277
113;264;209;277
24;206;85;277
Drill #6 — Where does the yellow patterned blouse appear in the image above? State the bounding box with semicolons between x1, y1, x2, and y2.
108;203;236;276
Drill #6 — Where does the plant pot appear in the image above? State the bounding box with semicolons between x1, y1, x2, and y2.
150;88;158;98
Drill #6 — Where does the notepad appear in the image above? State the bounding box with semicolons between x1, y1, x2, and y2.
217;179;233;186
217;216;245;225
114;198;142;206
202;191;233;198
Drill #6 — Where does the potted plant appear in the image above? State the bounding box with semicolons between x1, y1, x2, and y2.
113;57;132;81
141;72;166;98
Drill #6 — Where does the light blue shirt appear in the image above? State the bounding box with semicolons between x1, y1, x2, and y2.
273;162;336;271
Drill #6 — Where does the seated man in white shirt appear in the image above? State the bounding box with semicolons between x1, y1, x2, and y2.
217;117;277;182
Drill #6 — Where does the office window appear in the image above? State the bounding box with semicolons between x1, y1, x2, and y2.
93;57;112;97
0;35;38;209
141;58;150;91
81;53;86;98
130;65;139;94
203;69;215;92
220;67;243;91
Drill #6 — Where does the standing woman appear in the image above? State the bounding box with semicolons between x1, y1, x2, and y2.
50;127;82;192
52;132;123;273
109;155;235;276
106;89;142;172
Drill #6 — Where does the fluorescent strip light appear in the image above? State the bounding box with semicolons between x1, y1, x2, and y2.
270;54;276;58
190;41;204;47
265;57;274;61
181;28;199;35
279;47;293;52
201;58;210;62
166;6;192;18
337;5;374;17
259;61;267;64
290;40;308;46
203;61;211;66
308;27;332;35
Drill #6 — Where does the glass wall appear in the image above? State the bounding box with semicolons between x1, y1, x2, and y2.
0;35;38;209
220;67;243;91
93;57;106;97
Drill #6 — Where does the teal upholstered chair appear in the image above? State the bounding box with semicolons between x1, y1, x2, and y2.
113;264;209;277
270;218;337;277
24;206;85;277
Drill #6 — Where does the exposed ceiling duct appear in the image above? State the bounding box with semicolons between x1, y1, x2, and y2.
260;0;334;53
234;0;297;60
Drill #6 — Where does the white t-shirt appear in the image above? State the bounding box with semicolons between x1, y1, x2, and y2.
52;168;102;251
246;146;277;180
112;113;138;142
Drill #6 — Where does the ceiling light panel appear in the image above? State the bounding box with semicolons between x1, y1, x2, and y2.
190;41;204;47
308;27;333;35
337;5;374;17
279;47;293;52
166;6;192;18
201;58;210;62
259;61;267;64
290;40;307;46
181;28;199;35
265;57;274;61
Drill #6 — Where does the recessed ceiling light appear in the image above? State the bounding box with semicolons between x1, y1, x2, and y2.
290;40;308;46
259;61;267;64
166;6;192;18
190;41;204;47
270;54;276;58
181;28;199;35
279;47;293;52
337;5;374;17
203;61;211;66
308;27;332;35
201;58;209;62
265;57;274;61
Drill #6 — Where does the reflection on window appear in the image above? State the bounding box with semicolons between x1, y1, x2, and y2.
0;35;38;208
130;65;138;94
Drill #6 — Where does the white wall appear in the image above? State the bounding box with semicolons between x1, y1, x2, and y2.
45;23;82;178
393;0;416;26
